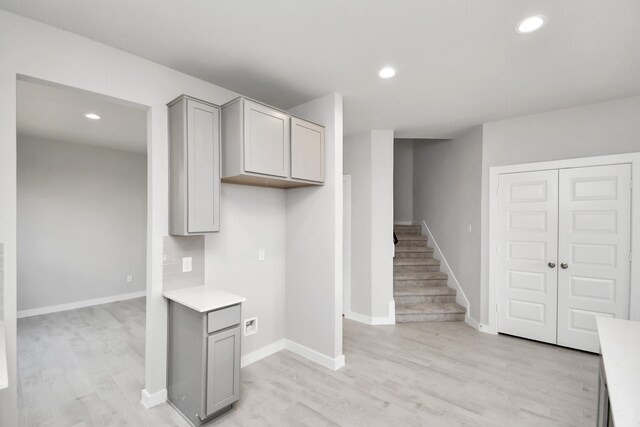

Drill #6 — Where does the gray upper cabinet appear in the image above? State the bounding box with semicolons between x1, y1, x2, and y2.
221;97;324;188
291;117;325;183
168;95;221;235
243;100;290;178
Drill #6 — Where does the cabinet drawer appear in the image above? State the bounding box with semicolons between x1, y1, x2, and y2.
207;305;241;333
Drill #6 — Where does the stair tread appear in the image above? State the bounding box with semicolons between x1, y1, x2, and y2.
394;271;448;280
394;286;456;296
394;246;432;253
394;259;439;265
395;234;427;241
395;302;466;315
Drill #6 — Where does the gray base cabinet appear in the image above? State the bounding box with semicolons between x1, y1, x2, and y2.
168;302;241;426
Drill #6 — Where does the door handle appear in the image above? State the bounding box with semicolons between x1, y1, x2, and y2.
548;262;556;268
560;262;568;269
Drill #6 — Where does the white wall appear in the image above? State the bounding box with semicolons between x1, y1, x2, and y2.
480;95;640;325
205;184;286;356
393;139;414;224
412;129;482;320
343;130;395;323
286;93;344;365
0;10;240;424
17;136;147;312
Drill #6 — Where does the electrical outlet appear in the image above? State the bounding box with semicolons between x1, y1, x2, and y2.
182;257;192;273
126;274;133;283
467;223;472;233
244;317;258;336
258;248;265;261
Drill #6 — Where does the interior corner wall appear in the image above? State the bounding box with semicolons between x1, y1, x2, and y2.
17;136;147;312
412;128;483;320
393;139;414;224
285;93;343;361
343;132;373;317
370;131;394;317
344;130;395;321
480;95;640;325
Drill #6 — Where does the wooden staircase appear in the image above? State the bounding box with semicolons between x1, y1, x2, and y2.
394;224;466;322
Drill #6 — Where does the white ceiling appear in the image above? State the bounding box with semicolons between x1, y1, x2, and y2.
4;0;640;138
17;79;147;152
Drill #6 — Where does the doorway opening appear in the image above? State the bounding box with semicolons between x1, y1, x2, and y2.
16;77;150;425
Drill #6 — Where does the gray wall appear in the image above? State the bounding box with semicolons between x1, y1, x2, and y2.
0;244;3;319
286;93;343;360
480;95;640;324
344;130;395;320
413;127;483;319
344;132;372;317
393;139;414;224
17;136;147;311
204;184;286;357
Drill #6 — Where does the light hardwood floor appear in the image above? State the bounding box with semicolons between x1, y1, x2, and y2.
18;299;599;426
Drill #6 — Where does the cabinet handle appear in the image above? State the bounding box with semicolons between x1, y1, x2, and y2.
560;262;569;269
548;262;556;268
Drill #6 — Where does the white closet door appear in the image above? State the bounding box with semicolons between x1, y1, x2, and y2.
498;170;559;344
557;165;631;353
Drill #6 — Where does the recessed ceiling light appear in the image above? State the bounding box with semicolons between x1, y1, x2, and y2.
84;113;101;120
516;15;547;34
378;67;397;79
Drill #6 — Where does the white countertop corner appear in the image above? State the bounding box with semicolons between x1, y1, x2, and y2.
596;317;640;427
163;286;245;313
0;321;7;390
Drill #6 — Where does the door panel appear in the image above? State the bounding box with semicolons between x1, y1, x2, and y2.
498;170;559;344
187;100;220;233
243;100;290;178
291;117;325;182
557;165;631;352
206;326;240;417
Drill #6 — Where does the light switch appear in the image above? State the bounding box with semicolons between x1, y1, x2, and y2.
182;257;192;272
126;274;133;283
258;248;265;261
467;224;472;233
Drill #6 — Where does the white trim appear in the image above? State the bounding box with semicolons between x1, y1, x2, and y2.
487;152;640;335
17;290;146;318
141;388;167;409
240;339;286;368
421;220;472;316
285;339;345;370
0;321;7;390
465;315;480;330
344;299;395;326
343;174;352;317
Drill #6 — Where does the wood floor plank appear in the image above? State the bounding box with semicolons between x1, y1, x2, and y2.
18;299;598;426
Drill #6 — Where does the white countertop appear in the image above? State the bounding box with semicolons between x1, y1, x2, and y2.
0;321;7;390
597;317;640;427
163;286;245;313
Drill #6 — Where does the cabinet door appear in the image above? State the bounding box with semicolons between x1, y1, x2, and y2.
243;100;290;178
557;164;631;353
187;100;220;233
497;170;559;344
206;326;240;416
291;117;325;182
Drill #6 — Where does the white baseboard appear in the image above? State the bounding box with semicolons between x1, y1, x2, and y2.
465;314;480;330
141;388;167;409
344;300;395;326
421;220;471;317
17;290;146;318
241;339;286;368
285;339;345;370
